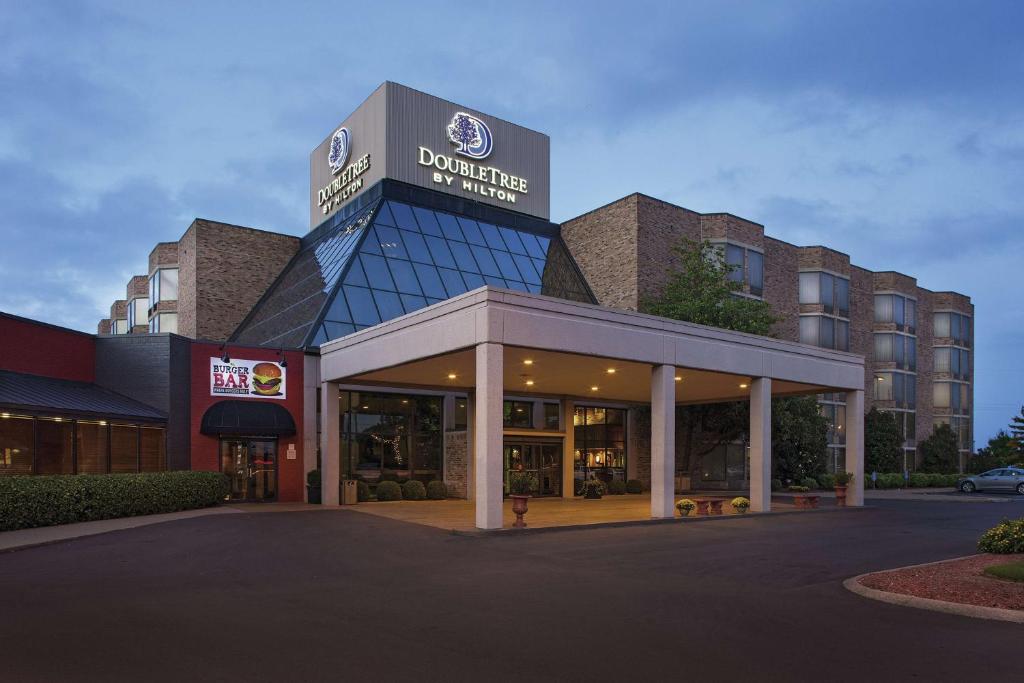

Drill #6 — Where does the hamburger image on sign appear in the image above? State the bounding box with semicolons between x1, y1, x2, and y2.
251;362;284;397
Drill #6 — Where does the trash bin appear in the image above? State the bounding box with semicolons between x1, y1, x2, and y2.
341;479;358;505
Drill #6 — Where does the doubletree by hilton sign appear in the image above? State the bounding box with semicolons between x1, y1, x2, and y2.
309;82;550;228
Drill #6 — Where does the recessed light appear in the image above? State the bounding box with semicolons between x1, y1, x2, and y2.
590;385;599;391
401;399;408;404
739;383;749;389
523;359;534;365
675;376;682;382
606;368;616;374
1;413;9;418
362;405;369;410
525;379;535;386
99;421;107;426
447;373;457;380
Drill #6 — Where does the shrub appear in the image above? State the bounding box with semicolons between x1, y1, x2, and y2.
356;480;371;502
731;496;750;510
306;469;321;487
426;480;447;500
788;485;810;493
926;473;946;488
375;480;403;501
818;473;836;489
579;479;607;497
0;472;229;532
625;479;644;494
944;474;961;487
401;480;426;501
834;471;853;486
509;470;539;496
800;477;819;490
886;473;906;489
908;473;930;488
977;519;1024;554
607;480;627;495
771;478;783;492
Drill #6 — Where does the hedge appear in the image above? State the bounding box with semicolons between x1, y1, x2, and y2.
426;480;447;500
401;480;427;501
375;480;402;501
625;479;643;494
0;472;229;532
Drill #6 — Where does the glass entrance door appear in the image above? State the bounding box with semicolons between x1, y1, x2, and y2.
503;441;562;497
220;439;278;501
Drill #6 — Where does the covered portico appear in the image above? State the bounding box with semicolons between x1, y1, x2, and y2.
319;287;866;530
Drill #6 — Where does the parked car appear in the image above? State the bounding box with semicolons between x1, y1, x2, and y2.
958;468;1024;494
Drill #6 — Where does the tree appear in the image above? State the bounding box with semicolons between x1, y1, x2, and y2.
1010;406;1024;449
918;423;960;473
642;238;827;481
772;396;829;484
968;430;1020;473
642;238;778;335
864;408;902;473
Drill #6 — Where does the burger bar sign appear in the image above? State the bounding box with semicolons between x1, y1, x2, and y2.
210;358;286;400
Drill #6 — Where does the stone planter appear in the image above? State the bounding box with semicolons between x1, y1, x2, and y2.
510;494;530;528
733;506;749;514
834;484;848;507
793;494;820;509
677;507;694;517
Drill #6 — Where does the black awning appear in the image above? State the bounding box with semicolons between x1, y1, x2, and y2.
200;400;296;437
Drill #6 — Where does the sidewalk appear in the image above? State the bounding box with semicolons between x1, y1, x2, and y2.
773;487;1013;504
0;507;242;553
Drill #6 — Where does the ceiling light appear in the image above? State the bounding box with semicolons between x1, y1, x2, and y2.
606;368;616;374
523;359;534;365
591;386;599;391
447;373;457;380
525;379;535;386
1;413;9;419
675;376;682;382
401;399;408;404
99;421;107;426
739;383;749;389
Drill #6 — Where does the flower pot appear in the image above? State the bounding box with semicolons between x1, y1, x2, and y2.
306;484;321;505
510;494;530;528
733;506;749;514
834;485;848;507
584;490;602;500
677;507;693;517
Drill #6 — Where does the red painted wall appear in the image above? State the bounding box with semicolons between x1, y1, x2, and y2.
189;342;305;503
0;313;96;382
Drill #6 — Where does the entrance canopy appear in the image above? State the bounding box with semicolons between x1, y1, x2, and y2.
200;400;296;437
319;287;866;528
320;287;864;402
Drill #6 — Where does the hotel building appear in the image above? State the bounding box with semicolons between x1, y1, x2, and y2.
1;82;972;526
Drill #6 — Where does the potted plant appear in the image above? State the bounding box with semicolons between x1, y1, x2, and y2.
676;499;697;517
731;496;750;514
834;471;853;506
508;470;538;528
580;479;606;500
306;469;322;504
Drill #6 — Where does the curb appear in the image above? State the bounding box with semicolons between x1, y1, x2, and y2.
450;505;871;537
843;555;1024;624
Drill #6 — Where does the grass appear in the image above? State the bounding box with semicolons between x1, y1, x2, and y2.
983;561;1024;583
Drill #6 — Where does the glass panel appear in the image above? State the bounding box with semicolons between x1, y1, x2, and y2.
139;426;166;472
821;274;834;314
470;245;502;277
110;424;138;473
343;256;368;286
412;206;443;236
344;286;381;326
933;382;951;409
893;295;905;327
492;249;523;280
800;316;818;345
372;290;404;320
748;251;763;295
361;254;395;291
434;212;463;240
478;222;508;250
725;244;744;283
324;289;352;323
446;240;478;272
820;317;835;349
76;421;108;474
512;253;541;284
323;321;355;338
835;277;849;317
456;217;486;245
373;225;408;260
387;258;422;295
503;400;533;428
412;263;446;299
935;347;951;373
375;201;397;226
425;235;458;269
400;230;432;264
36;418;73;474
342;392;443;482
249;440;277;500
907;338;916;371
498;227;527;254
874;373;894;402
799;272;820;304
875;295;893;323
438;268;469;297
400;294;428;314
544;403;560;430
836;320;849;351
905;299;916;332
0;415;34;476
388;202;419;232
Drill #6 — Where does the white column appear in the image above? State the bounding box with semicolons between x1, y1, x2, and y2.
475;343;504;529
845;389;865;506
302;355;320;500
650;365;676;519
749;377;772;513
466;394;475;501
561;398;575;498
320;380;340;506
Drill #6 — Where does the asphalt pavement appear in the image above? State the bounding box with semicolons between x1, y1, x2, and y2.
1;497;1021;682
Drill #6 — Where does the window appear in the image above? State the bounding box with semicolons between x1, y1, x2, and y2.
717;242;764;296
111;319;128;335
127;298;147;329
800;315;848;351
503;400;533;428
453;396;468;430
111;424;139;472
933;382;969;415
544;403;560;430
573;406;626;492
933;312;971;346
35;418;73;474
149;312;178;334
341;392;442;482
935;416;972;450
874;372;915;408
139;427;166;472
148;268;179;308
76;421;109;474
801;272;850;314
875;293;915;331
874;333;916;370
0;414;34;475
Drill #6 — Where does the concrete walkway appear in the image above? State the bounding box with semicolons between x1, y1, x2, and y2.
344;493;805;532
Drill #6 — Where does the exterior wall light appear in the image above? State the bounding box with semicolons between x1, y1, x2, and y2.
447;373;457;380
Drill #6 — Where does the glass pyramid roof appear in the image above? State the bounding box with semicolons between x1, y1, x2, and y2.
233;197;595;349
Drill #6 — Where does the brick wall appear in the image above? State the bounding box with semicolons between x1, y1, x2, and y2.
97;319;111;334
148;242;178;273
765;238;800;341
444;430;468;498
637;195;701;306
561;195;640;310
177;225;198;338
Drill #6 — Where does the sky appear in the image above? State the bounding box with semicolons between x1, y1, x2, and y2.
0;1;1021;444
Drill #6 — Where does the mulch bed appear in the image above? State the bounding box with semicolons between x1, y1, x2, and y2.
859;554;1024;611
